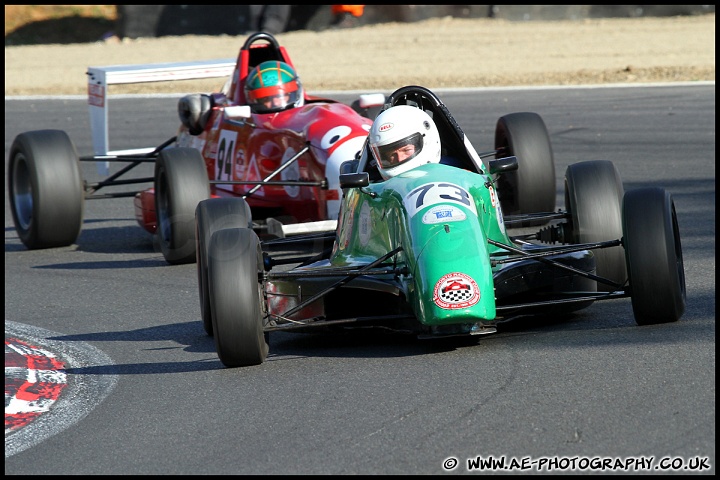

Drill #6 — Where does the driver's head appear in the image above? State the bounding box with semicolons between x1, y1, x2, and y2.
369;105;441;180
245;60;304;113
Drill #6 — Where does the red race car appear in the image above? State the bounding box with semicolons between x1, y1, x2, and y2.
7;32;384;264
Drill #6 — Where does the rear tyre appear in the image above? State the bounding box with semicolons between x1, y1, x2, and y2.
622;188;686;325
208;228;269;367
8;130;84;249
155;148;210;265
195;198;253;336
494;112;555;226
564;160;627;292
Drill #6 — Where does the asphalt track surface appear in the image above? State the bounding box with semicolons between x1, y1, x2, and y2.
4;84;716;474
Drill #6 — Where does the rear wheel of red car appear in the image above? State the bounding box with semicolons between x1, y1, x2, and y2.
494;112;556;226
622;187;686;325
564;160;627;292
155;148;210;265
8;129;84;249
195;198;253;336
208;227;269;367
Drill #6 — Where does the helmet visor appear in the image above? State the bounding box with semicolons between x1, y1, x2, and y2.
372;132;424;170
249;80;301;113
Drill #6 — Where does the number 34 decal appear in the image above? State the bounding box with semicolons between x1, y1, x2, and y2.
404;182;477;218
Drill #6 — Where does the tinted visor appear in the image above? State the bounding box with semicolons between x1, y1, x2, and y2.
373;132;424;170
249;80;300;113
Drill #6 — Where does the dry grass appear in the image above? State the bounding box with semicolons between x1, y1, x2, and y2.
4;5;117;45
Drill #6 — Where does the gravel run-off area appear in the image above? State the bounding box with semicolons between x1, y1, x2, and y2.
4;14;715;96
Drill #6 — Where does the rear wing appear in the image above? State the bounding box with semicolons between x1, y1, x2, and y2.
87;59;234;174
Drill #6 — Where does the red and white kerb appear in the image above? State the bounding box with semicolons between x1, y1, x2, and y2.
5;337;68;433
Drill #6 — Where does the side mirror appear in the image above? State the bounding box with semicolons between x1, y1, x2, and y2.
178;93;213;135
339;159;359;175
488;156;518;174
339;172;369;189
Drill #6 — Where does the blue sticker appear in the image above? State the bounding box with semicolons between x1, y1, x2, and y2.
422;205;467;224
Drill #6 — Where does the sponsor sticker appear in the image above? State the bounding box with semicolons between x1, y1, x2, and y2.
422;205;467;224
378;122;394;132
359;201;371;246
488;185;498;207
496;199;506;235
88;84;104;107
432;272;480;309
487;185;505;235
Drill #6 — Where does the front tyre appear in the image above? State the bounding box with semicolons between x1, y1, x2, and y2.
564;160;626;291
622;187;686;325
195;198;253;336
155;147;210;265
8;130;84;249
494;112;555;225
208;228;269;367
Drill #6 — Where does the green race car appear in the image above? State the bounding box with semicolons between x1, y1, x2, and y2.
197;85;686;368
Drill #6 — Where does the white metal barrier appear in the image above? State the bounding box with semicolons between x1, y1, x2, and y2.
87;59;234;174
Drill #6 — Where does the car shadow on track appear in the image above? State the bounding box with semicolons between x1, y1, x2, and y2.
264;311;604;362
46;296;710;374
5;222;155;256
76;222;156;254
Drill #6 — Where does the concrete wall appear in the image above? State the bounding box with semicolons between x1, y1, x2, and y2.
118;5;715;39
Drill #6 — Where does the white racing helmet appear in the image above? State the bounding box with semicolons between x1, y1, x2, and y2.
369;105;441;180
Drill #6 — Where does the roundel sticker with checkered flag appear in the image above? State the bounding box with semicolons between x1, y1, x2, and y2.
433;272;480;309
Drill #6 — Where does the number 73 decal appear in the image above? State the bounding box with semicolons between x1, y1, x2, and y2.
404;182;477;218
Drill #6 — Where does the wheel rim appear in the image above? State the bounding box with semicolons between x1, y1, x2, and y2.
671;203;687;299
11;153;33;231
156;172;171;244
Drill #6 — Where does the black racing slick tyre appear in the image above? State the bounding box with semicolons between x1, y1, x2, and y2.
494;112;556;226
622;187;686;325
155;147;210;265
8;129;84;249
564;160;627;292
195;198;253;336
208;228;269;367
